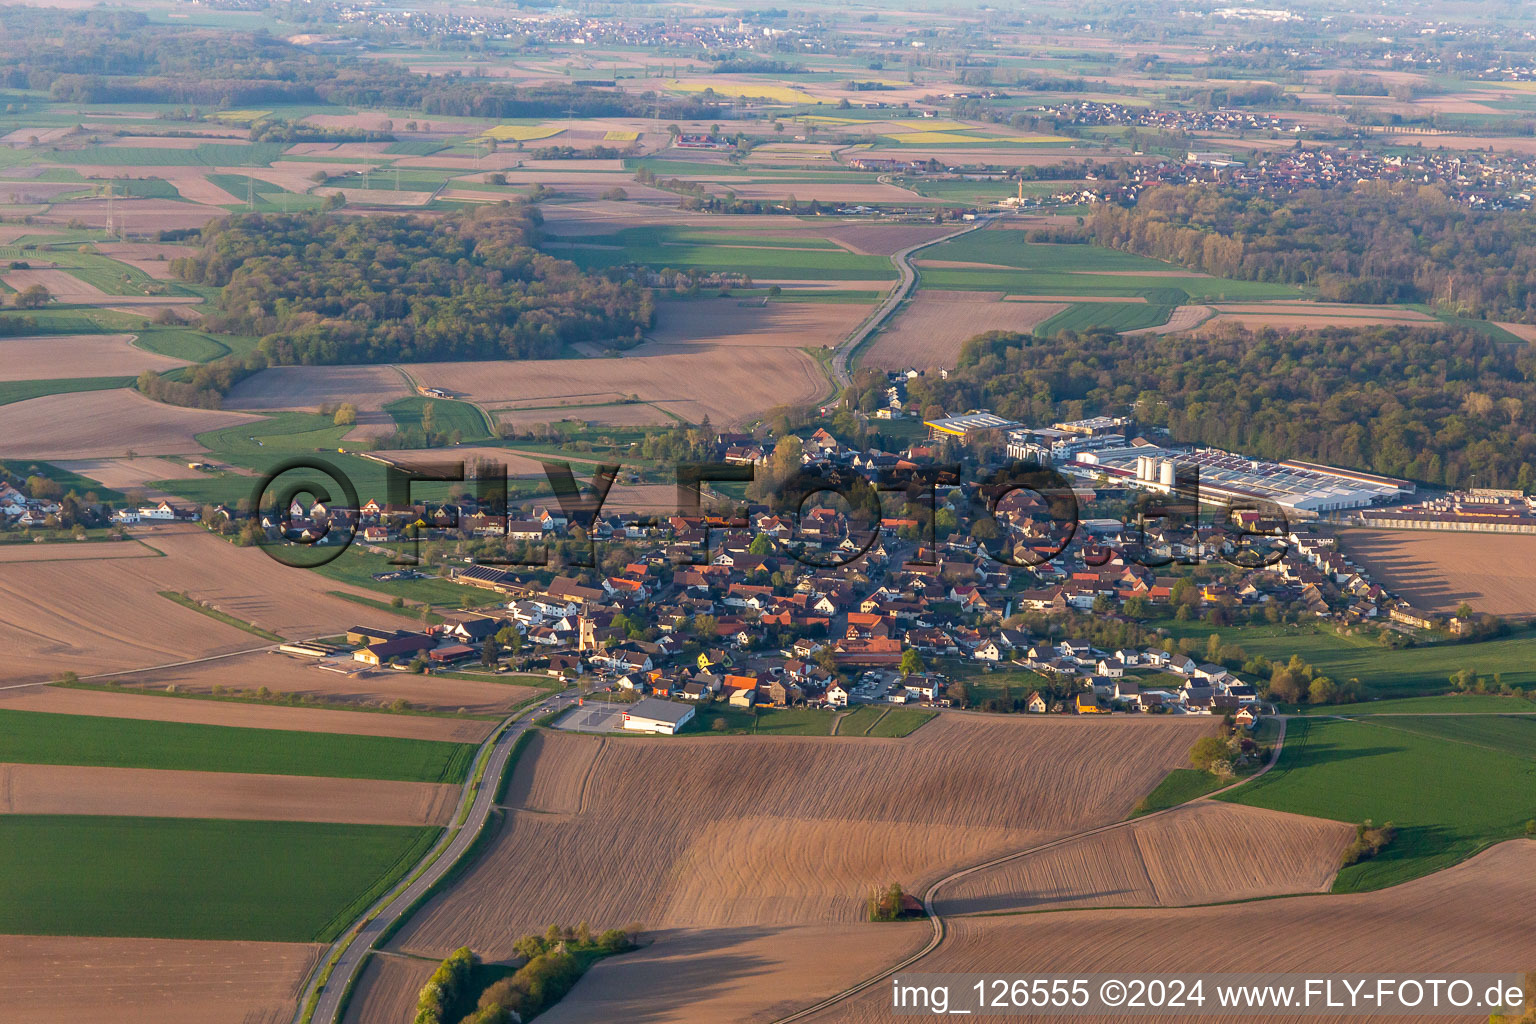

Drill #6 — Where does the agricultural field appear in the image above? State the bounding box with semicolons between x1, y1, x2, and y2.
386;716;1208;958
1337;529;1536;618
0;708;476;783
864;292;1067;370
0;388;260;460
0;935;321;1024
940;801;1353;916
814;841;1536;1024
1219;715;1536;891
0;815;439;941
0;763;458;827
406;346;827;428
0;333;185;381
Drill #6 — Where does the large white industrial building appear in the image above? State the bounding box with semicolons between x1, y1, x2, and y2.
1071;444;1412;514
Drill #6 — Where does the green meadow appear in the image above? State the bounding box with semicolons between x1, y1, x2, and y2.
1220;715;1536;891
0;709;476;783
0;815;439;941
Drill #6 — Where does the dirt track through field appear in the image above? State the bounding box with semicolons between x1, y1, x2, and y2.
0;934;322;1024
939;801;1352;915
813;840;1536;1023
0;763;458;826
389;715;1209;961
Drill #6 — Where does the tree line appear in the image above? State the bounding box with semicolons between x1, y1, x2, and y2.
1090;182;1536;321
170;205;653;365
921;324;1536;490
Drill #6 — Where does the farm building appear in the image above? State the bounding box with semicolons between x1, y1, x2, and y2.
621;697;696;735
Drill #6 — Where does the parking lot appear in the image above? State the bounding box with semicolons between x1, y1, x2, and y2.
553;702;627;734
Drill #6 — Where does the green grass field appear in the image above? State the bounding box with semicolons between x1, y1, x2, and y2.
1035;301;1173;335
386;395;493;442
555;225;897;281
688;705;837;735
1154;619;1536;698
0;709;475;783
0;376;133;408
1132;768;1226;817
1219;715;1536;891
1301;693;1536;715
846;705;937;737
0;815;438;941
42;142;288;167
131;328;236;362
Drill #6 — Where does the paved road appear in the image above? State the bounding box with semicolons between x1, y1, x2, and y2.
768;716;1290;1024
829;217;995;390
297;689;579;1024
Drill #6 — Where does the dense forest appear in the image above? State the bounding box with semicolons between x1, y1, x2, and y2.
171;205;653;364
910;324;1536;490
0;9;714;119
1091;182;1536;320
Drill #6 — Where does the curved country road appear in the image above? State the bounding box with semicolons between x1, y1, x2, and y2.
769;715;1290;1024
829;217;995;390
296;689;580;1024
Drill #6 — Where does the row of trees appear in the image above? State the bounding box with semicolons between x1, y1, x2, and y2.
170;206;653;366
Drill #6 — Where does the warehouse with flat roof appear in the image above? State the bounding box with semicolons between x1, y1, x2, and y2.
622;697;696;735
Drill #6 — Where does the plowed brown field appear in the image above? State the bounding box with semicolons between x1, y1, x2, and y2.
342;953;438;1024
390;715;1208;958
1336;529;1536;618
940;801;1353;916
865;293;1065;370
0;334;185;381
0;935;321;1024
649;298;871;350
814;840;1536;1023
0;685;494;742
0;389;260;459
405;345;826;428
0;763;458;826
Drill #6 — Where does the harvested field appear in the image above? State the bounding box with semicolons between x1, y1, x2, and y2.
37;198;229;231
0;684;494;743
0;935;321;1024
1122;304;1212;336
702;181;919;204
537;923;927;1024
814;840;1536;1024
342;953;438;1024
0;524;397;682
1336;529;1536;618
406;346;826;428
649;298;872;350
1210;302;1433;320
0;540;161;564
0;389;260;459
865;294;1066;370
0;333;184;381
0;763;458;826
392;715;1209;958
1004;294;1147;303
1;268;113;304
940;802;1353;916
168;175;242;206
1208;313;1429;331
92;241;197;279
132;653;544;716
224;365;412;438
1495;321;1536;344
51;456;208;495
